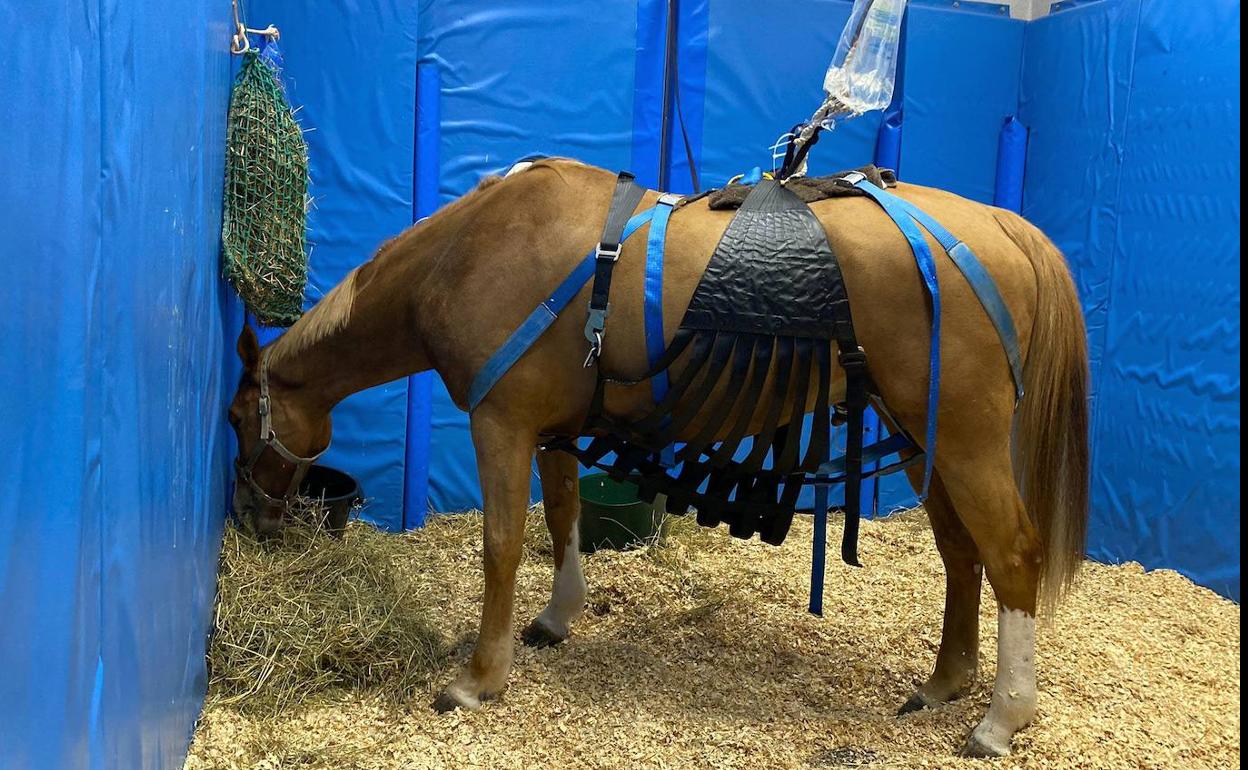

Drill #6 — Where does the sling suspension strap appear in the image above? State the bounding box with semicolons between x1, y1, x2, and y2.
850;176;942;500
877;190;1025;402
584;172;648;367
644;193;682;468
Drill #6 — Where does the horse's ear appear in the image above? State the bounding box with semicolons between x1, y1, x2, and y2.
237;325;261;371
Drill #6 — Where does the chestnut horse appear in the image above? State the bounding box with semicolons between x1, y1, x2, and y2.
227;158;1088;757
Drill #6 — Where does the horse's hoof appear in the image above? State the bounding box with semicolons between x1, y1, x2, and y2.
431;686;482;713
897;692;937;716
959;728;1011;759
521;619;566;648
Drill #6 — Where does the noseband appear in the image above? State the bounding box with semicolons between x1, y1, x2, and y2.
234;353;328;508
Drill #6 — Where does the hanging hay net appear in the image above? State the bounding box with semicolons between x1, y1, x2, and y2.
222;46;309;327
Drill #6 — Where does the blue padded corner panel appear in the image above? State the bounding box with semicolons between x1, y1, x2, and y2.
900;2;1024;204
249;0;422;530
694;0;882;188
419;0;661;511
0;2;234;768
1090;0;1240;598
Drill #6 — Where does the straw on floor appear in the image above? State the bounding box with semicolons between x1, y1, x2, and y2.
188;509;1239;770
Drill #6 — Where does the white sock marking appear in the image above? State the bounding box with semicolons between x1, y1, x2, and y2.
970;607;1037;755
536;526;587;636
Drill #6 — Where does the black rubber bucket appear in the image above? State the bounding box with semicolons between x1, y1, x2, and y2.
578;473;665;553
298;464;363;534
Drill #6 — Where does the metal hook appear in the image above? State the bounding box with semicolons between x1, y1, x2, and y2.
231;22;251;55
230;0;280;55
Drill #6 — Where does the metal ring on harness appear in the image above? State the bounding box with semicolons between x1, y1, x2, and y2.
234;351;329;509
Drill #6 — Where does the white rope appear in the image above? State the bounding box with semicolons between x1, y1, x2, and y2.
231;0;280;55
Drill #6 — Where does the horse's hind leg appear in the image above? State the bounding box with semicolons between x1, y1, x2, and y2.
434;410;536;712
939;453;1042;757
898;471;983;714
521;448;587;647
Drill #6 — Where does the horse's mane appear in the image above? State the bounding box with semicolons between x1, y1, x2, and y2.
266;169;536;365
267;269;360;365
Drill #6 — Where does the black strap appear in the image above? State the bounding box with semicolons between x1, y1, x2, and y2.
584;172;647;367
739;336;796;473
676;334;758;462
838;346;869;567
799;341;833;473
708;335;775;467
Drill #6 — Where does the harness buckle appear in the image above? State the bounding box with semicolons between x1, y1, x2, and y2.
657;193;683;207
838;346;868;371
595;242;622;262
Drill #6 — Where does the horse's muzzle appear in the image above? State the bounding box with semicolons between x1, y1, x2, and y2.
232;480;285;536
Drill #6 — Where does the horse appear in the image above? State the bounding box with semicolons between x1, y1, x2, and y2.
227;157;1089;757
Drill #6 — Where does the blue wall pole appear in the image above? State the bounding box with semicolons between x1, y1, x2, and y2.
403;62;442;529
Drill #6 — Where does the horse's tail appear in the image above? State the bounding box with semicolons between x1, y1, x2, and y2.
996;210;1090;613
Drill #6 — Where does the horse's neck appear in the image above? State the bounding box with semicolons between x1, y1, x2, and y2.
267;251;433;413
265;163;595;413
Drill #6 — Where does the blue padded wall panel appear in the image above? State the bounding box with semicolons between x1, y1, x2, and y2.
0;4;105;767
95;6;235;766
1089;0;1240;598
0;2;233;768
422;0;651;197
419;0;661;511
900;2;1025;204
250;1;422;530
695;0;882;187
1022;0;1240;599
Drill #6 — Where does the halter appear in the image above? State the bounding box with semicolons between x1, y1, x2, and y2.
234;352;329;508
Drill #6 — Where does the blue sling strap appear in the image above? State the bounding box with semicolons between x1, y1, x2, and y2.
644;195;681;405
645;194;682;467
852;179;942;500
885;197;1025;402
468;208;657;411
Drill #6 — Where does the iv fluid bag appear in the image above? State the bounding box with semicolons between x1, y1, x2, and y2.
823;0;906;115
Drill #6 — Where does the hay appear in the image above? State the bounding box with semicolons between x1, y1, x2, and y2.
209;520;447;712
188;511;1239;770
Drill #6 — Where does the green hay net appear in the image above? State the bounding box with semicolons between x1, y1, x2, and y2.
222;48;309;327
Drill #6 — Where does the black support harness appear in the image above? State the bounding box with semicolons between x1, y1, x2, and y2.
551;176;893;569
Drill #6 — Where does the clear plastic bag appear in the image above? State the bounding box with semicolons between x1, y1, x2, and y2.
822;0;906;116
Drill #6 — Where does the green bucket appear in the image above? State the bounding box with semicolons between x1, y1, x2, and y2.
578;473;666;553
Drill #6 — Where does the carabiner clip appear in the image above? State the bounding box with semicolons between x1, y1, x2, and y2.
583;330;604;368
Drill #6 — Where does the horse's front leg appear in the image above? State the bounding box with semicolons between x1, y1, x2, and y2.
521;447;587;647
434;410;536;712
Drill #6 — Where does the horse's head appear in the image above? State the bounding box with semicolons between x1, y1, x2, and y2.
229;327;332;535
